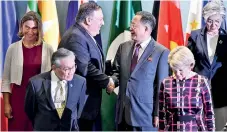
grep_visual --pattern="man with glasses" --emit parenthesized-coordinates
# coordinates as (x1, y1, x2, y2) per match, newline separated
(112, 11, 169, 131)
(24, 48, 87, 131)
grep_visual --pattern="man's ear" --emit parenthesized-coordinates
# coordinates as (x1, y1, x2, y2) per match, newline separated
(52, 65, 56, 70)
(85, 17, 92, 26)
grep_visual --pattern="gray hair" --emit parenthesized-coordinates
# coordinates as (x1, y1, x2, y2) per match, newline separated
(168, 46, 195, 70)
(51, 48, 75, 67)
(76, 1, 102, 23)
(136, 11, 156, 31)
(203, 0, 226, 21)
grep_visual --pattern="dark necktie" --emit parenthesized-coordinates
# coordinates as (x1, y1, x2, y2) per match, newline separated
(130, 44, 141, 73)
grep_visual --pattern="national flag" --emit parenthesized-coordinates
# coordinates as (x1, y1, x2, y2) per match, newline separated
(151, 1, 160, 40)
(65, 0, 88, 31)
(157, 0, 184, 50)
(27, 0, 38, 12)
(38, 0, 60, 51)
(102, 0, 142, 130)
(185, 0, 203, 44)
(0, 1, 20, 131)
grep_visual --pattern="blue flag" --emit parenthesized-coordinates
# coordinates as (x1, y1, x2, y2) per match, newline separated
(65, 1, 79, 31)
(0, 1, 20, 77)
(0, 1, 20, 131)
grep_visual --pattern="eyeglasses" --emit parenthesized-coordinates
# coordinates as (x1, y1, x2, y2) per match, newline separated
(59, 65, 77, 72)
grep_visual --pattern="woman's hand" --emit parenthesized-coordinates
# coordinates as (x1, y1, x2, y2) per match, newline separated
(4, 103, 13, 119)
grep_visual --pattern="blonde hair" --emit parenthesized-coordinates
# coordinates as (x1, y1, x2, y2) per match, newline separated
(168, 46, 195, 70)
(202, 0, 226, 22)
(18, 11, 43, 45)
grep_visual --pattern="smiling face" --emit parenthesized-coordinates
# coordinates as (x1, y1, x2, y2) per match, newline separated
(22, 20, 38, 42)
(130, 14, 151, 44)
(87, 9, 104, 36)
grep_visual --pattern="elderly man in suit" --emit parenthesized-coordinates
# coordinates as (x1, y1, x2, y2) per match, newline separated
(112, 11, 169, 131)
(58, 1, 118, 131)
(24, 48, 87, 131)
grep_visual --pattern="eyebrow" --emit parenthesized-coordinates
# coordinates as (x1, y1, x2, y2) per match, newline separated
(25, 25, 38, 29)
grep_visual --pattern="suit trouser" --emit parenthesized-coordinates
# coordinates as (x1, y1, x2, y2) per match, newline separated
(214, 106, 227, 131)
(78, 112, 102, 131)
(117, 109, 157, 131)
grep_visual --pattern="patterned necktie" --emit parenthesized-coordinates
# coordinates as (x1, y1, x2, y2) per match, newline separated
(130, 44, 141, 73)
(56, 81, 66, 118)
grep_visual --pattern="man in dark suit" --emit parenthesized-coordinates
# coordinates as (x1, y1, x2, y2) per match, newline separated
(58, 1, 118, 131)
(24, 48, 87, 131)
(112, 11, 169, 131)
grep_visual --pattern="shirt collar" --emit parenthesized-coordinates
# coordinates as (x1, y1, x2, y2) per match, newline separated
(51, 71, 67, 85)
(139, 36, 151, 50)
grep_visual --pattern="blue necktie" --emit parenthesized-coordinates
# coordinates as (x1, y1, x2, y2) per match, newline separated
(130, 44, 141, 73)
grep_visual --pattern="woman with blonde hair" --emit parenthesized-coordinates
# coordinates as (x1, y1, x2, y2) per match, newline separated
(1, 11, 53, 131)
(187, 0, 227, 130)
(159, 46, 215, 131)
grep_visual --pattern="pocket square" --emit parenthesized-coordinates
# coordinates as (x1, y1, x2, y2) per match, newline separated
(147, 57, 152, 61)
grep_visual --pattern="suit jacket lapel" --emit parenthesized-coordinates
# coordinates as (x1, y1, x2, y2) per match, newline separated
(131, 39, 155, 75)
(126, 42, 134, 77)
(212, 29, 227, 66)
(43, 72, 55, 110)
(75, 23, 104, 68)
(200, 27, 209, 63)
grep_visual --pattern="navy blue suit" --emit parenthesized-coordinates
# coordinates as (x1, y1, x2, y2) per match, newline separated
(58, 23, 118, 130)
(187, 27, 227, 108)
(24, 71, 87, 131)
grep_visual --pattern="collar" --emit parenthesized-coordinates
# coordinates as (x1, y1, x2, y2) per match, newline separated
(138, 36, 151, 50)
(51, 71, 67, 85)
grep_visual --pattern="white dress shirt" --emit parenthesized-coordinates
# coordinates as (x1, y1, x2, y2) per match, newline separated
(207, 34, 218, 64)
(133, 36, 151, 62)
(51, 71, 68, 106)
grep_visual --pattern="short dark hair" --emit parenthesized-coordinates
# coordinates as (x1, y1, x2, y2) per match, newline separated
(76, 1, 102, 23)
(136, 11, 156, 31)
(51, 48, 76, 67)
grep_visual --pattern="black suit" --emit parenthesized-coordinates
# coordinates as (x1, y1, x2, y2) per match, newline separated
(187, 27, 227, 108)
(58, 23, 118, 130)
(24, 71, 87, 131)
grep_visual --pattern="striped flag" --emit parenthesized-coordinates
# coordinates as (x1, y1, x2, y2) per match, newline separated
(38, 0, 60, 51)
(0, 1, 20, 131)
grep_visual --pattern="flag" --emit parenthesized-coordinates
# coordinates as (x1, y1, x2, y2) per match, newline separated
(27, 0, 38, 12)
(102, 0, 142, 130)
(185, 0, 203, 44)
(151, 1, 160, 40)
(38, 0, 60, 51)
(157, 0, 184, 50)
(0, 1, 20, 131)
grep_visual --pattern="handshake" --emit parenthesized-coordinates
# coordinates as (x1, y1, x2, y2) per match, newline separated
(106, 76, 119, 94)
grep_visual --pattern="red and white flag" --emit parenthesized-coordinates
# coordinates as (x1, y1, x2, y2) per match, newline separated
(185, 0, 203, 44)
